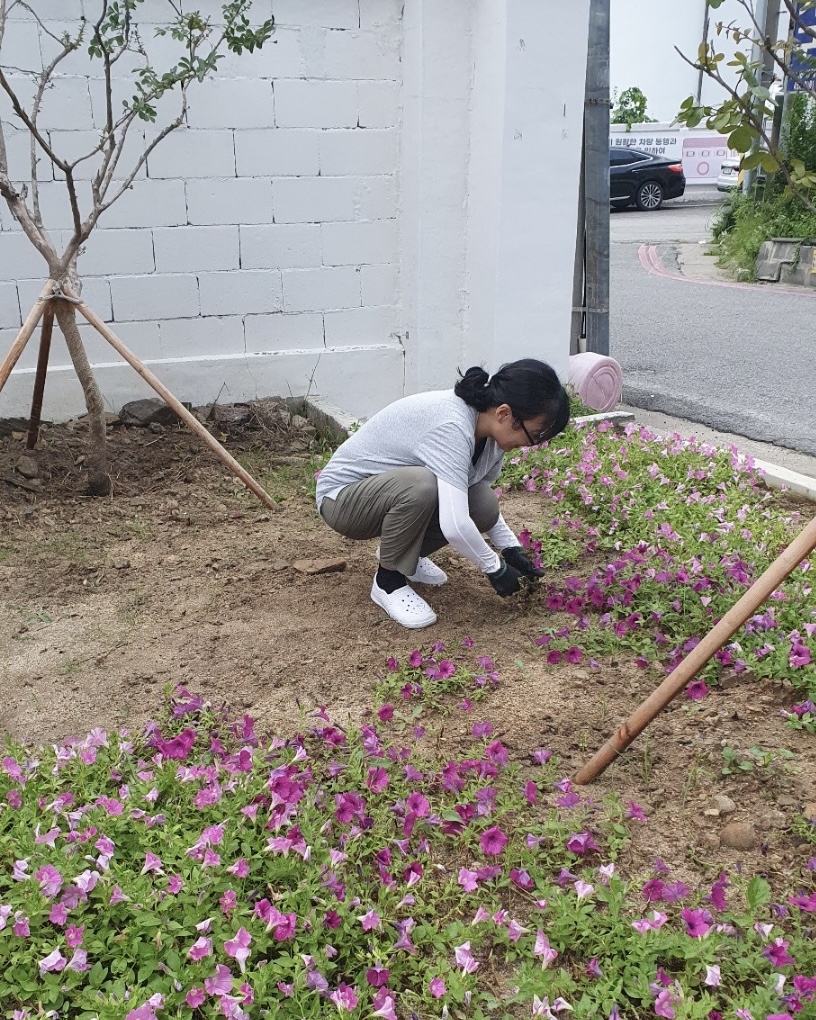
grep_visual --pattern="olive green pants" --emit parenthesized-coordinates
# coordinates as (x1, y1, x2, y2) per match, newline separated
(320, 467, 499, 577)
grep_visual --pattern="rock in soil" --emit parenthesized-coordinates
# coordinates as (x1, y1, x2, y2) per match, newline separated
(804, 802, 816, 823)
(119, 399, 180, 427)
(15, 455, 39, 479)
(719, 821, 757, 850)
(711, 794, 737, 815)
(293, 558, 347, 576)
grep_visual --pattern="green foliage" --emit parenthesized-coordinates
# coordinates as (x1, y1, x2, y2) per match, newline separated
(711, 190, 816, 278)
(0, 681, 814, 1020)
(499, 422, 816, 699)
(611, 86, 655, 128)
(82, 0, 275, 122)
(720, 745, 795, 777)
(675, 6, 816, 212)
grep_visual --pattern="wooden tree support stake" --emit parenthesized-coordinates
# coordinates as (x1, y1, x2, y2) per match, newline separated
(574, 514, 816, 785)
(64, 290, 279, 511)
(0, 280, 53, 394)
(26, 307, 55, 450)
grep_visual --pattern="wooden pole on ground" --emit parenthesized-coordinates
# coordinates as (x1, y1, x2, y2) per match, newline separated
(68, 292, 279, 511)
(0, 281, 53, 394)
(26, 307, 55, 449)
(574, 515, 816, 785)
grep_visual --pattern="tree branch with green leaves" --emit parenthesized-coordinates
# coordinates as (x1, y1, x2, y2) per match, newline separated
(675, 0, 816, 213)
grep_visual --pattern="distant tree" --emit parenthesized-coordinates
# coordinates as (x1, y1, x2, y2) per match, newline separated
(611, 86, 656, 129)
(675, 0, 816, 214)
(0, 0, 274, 494)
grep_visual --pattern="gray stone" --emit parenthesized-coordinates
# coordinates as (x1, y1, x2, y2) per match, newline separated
(755, 238, 802, 282)
(719, 821, 757, 850)
(119, 398, 180, 427)
(15, 455, 39, 479)
(712, 794, 737, 815)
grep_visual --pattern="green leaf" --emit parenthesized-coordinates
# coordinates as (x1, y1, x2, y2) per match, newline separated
(747, 876, 771, 910)
(728, 126, 754, 153)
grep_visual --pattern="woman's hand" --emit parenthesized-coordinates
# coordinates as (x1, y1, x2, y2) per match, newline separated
(502, 545, 545, 579)
(486, 560, 524, 597)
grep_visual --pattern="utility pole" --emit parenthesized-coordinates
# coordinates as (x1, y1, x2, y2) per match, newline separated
(743, 0, 781, 194)
(697, 0, 711, 104)
(584, 0, 610, 356)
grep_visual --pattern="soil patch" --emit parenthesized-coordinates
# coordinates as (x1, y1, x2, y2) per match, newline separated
(1, 417, 814, 893)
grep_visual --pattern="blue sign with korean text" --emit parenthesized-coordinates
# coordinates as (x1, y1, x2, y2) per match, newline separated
(787, 3, 816, 92)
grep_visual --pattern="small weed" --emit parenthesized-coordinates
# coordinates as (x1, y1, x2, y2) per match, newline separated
(125, 517, 154, 541)
(721, 744, 796, 777)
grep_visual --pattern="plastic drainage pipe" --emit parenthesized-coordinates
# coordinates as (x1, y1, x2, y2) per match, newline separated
(574, 514, 816, 785)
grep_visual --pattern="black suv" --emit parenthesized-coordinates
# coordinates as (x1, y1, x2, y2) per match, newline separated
(609, 147, 686, 211)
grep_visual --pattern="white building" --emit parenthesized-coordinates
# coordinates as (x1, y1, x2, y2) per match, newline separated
(0, 0, 590, 421)
(612, 0, 788, 125)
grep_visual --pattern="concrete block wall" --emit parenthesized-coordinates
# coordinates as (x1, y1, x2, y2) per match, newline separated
(0, 0, 405, 419)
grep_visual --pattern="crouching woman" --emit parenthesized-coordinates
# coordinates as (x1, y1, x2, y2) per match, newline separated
(315, 358, 570, 628)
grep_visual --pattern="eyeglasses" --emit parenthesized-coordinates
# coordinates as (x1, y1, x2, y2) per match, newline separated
(514, 418, 547, 446)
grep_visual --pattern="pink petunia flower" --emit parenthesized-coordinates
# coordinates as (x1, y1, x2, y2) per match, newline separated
(429, 977, 446, 998)
(358, 909, 381, 932)
(186, 988, 206, 1008)
(533, 930, 558, 968)
(454, 941, 479, 974)
(204, 964, 233, 997)
(479, 826, 508, 856)
(329, 983, 359, 1011)
(224, 927, 252, 973)
(39, 948, 67, 976)
(188, 936, 213, 961)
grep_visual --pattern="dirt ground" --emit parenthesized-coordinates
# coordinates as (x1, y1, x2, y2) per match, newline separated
(1, 414, 815, 892)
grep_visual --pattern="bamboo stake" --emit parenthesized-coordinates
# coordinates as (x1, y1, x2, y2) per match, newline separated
(69, 293, 279, 512)
(26, 307, 55, 449)
(0, 280, 53, 394)
(574, 514, 816, 785)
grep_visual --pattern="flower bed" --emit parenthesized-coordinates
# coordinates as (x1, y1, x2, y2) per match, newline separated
(0, 671, 814, 1020)
(500, 422, 815, 708)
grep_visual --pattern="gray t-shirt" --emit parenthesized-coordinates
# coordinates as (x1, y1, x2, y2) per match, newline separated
(315, 390, 505, 509)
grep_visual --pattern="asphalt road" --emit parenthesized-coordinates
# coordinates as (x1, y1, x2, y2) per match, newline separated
(610, 189, 816, 457)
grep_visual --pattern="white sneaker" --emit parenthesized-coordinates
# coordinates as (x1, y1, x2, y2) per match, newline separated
(370, 579, 438, 629)
(375, 548, 448, 586)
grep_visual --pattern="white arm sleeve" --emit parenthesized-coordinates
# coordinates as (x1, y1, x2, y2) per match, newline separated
(486, 514, 520, 551)
(437, 477, 502, 574)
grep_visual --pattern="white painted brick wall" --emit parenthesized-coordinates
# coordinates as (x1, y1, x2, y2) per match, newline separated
(274, 80, 358, 128)
(274, 0, 360, 30)
(153, 227, 240, 274)
(240, 224, 321, 270)
(234, 129, 320, 178)
(186, 79, 275, 130)
(110, 274, 199, 322)
(324, 305, 397, 346)
(198, 270, 283, 316)
(361, 263, 398, 305)
(1, 0, 406, 418)
(71, 228, 157, 277)
(321, 219, 397, 266)
(303, 30, 400, 81)
(282, 266, 360, 312)
(160, 315, 245, 359)
(358, 82, 400, 128)
(147, 130, 236, 179)
(273, 177, 357, 223)
(186, 179, 274, 226)
(101, 180, 188, 229)
(0, 282, 21, 330)
(245, 312, 325, 352)
(0, 232, 55, 281)
(319, 129, 398, 176)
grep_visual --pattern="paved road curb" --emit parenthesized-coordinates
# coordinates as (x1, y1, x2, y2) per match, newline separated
(306, 400, 816, 505)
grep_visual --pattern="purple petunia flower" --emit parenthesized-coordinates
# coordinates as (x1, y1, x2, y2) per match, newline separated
(479, 826, 508, 856)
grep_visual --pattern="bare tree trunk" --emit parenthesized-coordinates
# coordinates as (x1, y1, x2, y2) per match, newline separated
(52, 272, 110, 495)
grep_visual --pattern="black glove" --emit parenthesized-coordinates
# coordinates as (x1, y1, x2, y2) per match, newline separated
(486, 559, 524, 597)
(502, 545, 545, 579)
